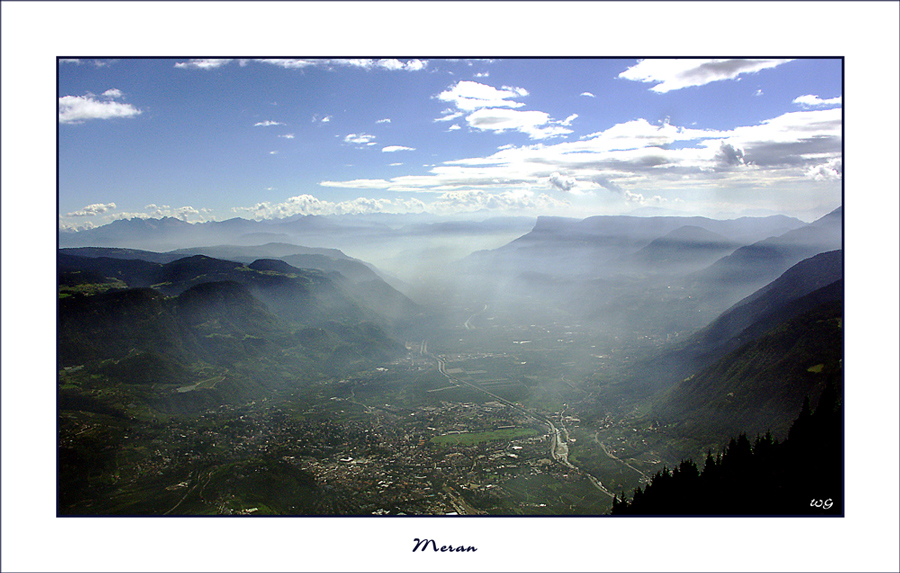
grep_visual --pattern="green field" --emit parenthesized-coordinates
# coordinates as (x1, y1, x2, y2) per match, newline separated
(430, 427, 540, 446)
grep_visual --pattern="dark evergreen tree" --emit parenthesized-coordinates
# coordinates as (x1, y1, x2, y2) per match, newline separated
(612, 382, 842, 516)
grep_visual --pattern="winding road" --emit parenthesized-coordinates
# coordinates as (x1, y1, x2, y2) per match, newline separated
(463, 304, 488, 330)
(420, 340, 613, 499)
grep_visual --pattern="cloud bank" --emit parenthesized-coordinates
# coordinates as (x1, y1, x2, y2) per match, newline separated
(619, 59, 794, 93)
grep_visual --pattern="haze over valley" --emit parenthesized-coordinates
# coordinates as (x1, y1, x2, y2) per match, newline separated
(57, 58, 843, 516)
(58, 207, 843, 515)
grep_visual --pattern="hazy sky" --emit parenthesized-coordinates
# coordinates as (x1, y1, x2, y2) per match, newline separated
(58, 58, 842, 230)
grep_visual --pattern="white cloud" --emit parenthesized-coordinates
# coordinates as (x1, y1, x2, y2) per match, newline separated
(58, 93, 142, 124)
(140, 204, 207, 221)
(254, 120, 285, 127)
(59, 219, 97, 232)
(434, 111, 464, 123)
(382, 146, 415, 152)
(320, 178, 392, 190)
(61, 204, 216, 227)
(448, 125, 461, 131)
(375, 58, 427, 71)
(805, 157, 842, 181)
(101, 88, 123, 99)
(401, 59, 427, 71)
(716, 107, 842, 169)
(256, 59, 317, 69)
(438, 80, 576, 139)
(430, 189, 568, 214)
(344, 133, 377, 146)
(321, 106, 841, 210)
(793, 94, 843, 107)
(256, 58, 426, 72)
(312, 114, 332, 123)
(233, 194, 428, 219)
(375, 59, 405, 71)
(593, 176, 647, 204)
(174, 59, 233, 70)
(715, 142, 747, 168)
(580, 92, 595, 98)
(465, 108, 573, 140)
(279, 134, 295, 139)
(619, 59, 794, 93)
(66, 202, 117, 217)
(376, 118, 391, 124)
(549, 172, 577, 192)
(437, 80, 527, 111)
(754, 89, 764, 97)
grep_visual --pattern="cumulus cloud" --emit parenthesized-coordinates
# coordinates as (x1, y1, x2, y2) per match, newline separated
(436, 80, 577, 139)
(66, 202, 117, 217)
(376, 118, 391, 124)
(793, 94, 843, 107)
(58, 93, 142, 124)
(382, 145, 415, 152)
(59, 219, 98, 232)
(430, 189, 568, 214)
(715, 142, 747, 168)
(466, 108, 574, 140)
(279, 133, 295, 139)
(312, 114, 332, 123)
(375, 58, 427, 71)
(101, 88, 123, 99)
(254, 120, 285, 127)
(233, 194, 428, 219)
(61, 203, 217, 229)
(142, 204, 205, 221)
(344, 133, 377, 146)
(437, 81, 528, 111)
(549, 172, 576, 192)
(619, 59, 794, 93)
(174, 59, 233, 70)
(805, 157, 842, 181)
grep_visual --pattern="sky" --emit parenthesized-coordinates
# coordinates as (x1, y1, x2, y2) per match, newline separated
(58, 58, 842, 231)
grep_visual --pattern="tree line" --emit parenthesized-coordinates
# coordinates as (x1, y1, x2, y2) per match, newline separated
(612, 379, 842, 515)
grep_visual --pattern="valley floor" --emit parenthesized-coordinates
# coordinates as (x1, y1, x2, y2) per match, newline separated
(59, 315, 703, 516)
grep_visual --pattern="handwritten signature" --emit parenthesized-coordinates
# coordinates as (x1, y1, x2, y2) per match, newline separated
(810, 498, 834, 509)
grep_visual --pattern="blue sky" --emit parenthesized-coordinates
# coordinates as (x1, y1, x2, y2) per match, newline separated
(58, 58, 842, 230)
